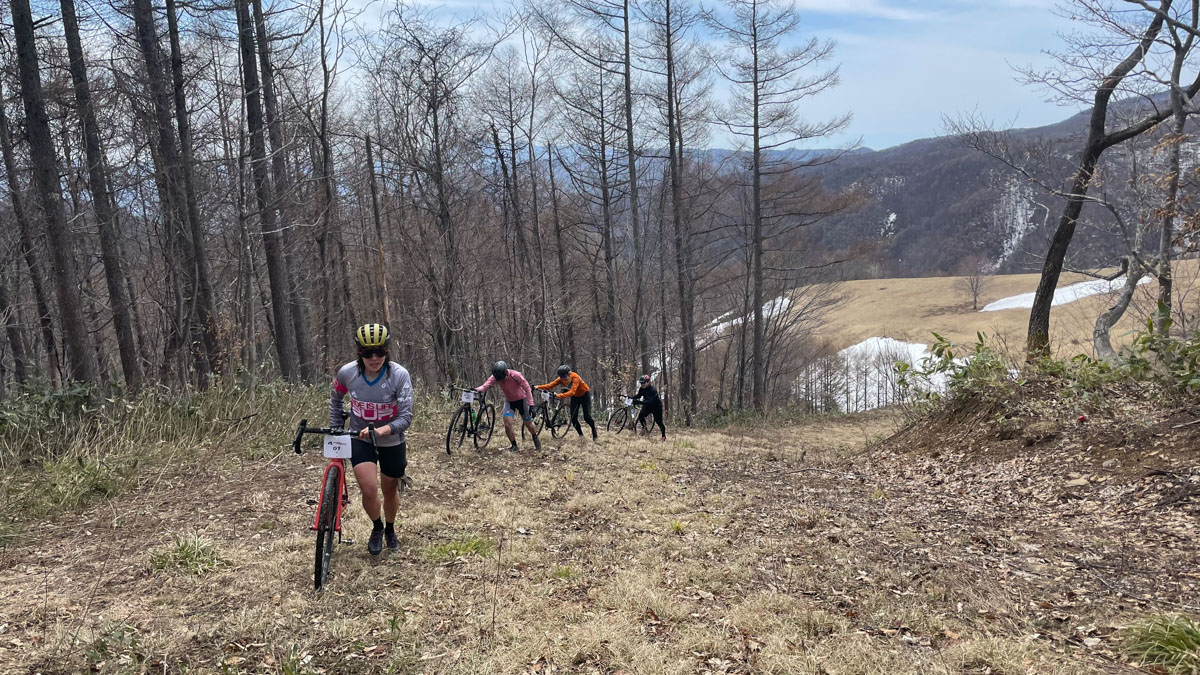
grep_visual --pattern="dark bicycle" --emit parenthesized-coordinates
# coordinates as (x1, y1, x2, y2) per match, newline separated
(606, 393, 650, 435)
(293, 420, 376, 590)
(524, 390, 570, 440)
(445, 386, 495, 454)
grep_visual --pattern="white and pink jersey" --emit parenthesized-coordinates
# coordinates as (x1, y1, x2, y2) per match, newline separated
(329, 361, 413, 446)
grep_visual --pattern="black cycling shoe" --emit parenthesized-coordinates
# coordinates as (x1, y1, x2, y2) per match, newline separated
(533, 435, 542, 452)
(508, 442, 518, 452)
(385, 529, 399, 552)
(368, 527, 383, 555)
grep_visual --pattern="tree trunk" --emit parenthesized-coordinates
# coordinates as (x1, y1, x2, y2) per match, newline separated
(623, 0, 648, 376)
(751, 38, 765, 410)
(1027, 1, 1173, 357)
(1093, 259, 1144, 360)
(1027, 151, 1099, 357)
(0, 264, 29, 385)
(316, 0, 355, 339)
(550, 148, 578, 364)
(252, 0, 313, 380)
(1156, 4, 1195, 333)
(0, 85, 60, 388)
(236, 0, 299, 380)
(132, 0, 201, 384)
(61, 0, 143, 392)
(665, 0, 694, 423)
(365, 135, 392, 326)
(599, 123, 619, 388)
(165, 0, 222, 377)
(10, 0, 100, 387)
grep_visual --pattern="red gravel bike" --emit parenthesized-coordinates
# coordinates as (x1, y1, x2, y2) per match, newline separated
(292, 419, 376, 590)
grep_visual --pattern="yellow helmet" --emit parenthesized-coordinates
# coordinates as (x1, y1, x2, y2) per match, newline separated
(355, 323, 389, 348)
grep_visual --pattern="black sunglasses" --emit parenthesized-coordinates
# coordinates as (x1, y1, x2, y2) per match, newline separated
(359, 348, 388, 359)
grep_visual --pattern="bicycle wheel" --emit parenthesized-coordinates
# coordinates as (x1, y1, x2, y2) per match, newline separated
(606, 408, 623, 432)
(549, 404, 569, 438)
(615, 408, 631, 435)
(314, 465, 340, 590)
(533, 405, 546, 436)
(446, 406, 469, 455)
(474, 404, 495, 449)
(522, 405, 543, 439)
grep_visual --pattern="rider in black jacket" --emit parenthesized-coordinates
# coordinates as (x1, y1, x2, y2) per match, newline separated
(631, 374, 666, 440)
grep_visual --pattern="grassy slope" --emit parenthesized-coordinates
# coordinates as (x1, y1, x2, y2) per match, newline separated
(4, 401, 1193, 674)
(821, 258, 1200, 356)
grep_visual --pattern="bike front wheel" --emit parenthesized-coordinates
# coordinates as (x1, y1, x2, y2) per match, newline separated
(314, 465, 340, 590)
(474, 404, 495, 449)
(615, 408, 632, 434)
(606, 408, 623, 433)
(549, 404, 569, 438)
(446, 406, 469, 455)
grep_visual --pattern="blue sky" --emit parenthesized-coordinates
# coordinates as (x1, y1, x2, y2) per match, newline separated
(788, 0, 1081, 149)
(373, 0, 1083, 151)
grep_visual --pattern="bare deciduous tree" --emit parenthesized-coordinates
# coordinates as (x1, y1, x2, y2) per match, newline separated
(705, 0, 850, 410)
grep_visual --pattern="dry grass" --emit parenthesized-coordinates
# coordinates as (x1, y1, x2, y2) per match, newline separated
(821, 257, 1200, 357)
(1, 406, 1180, 673)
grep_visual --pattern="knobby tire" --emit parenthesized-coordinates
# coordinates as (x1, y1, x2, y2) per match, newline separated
(606, 409, 622, 433)
(314, 465, 340, 590)
(615, 408, 631, 434)
(549, 404, 569, 438)
(446, 406, 468, 455)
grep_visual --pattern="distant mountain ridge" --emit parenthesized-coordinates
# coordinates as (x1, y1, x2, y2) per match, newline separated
(703, 93, 1183, 279)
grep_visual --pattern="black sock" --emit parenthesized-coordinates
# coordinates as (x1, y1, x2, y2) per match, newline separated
(384, 521, 395, 533)
(372, 517, 384, 531)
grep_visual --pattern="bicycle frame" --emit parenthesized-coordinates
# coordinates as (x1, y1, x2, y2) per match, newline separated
(607, 394, 649, 434)
(294, 421, 374, 536)
(528, 390, 566, 436)
(311, 458, 349, 534)
(453, 387, 487, 433)
(447, 386, 495, 453)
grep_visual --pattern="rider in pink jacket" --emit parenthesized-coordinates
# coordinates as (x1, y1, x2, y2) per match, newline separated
(476, 360, 541, 452)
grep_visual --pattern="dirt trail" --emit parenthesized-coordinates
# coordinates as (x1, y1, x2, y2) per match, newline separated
(0, 410, 1194, 674)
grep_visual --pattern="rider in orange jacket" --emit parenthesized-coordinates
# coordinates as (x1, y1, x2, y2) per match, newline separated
(536, 365, 597, 440)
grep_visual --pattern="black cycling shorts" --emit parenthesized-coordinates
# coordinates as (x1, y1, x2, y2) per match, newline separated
(350, 438, 407, 478)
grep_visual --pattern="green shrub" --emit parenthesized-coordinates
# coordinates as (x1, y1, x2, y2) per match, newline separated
(84, 622, 144, 672)
(149, 534, 228, 576)
(425, 534, 495, 561)
(1123, 311, 1200, 397)
(895, 332, 1017, 410)
(1122, 614, 1200, 673)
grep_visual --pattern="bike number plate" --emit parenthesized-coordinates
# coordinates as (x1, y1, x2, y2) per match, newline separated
(460, 391, 476, 403)
(323, 434, 353, 459)
(541, 391, 551, 402)
(623, 397, 633, 407)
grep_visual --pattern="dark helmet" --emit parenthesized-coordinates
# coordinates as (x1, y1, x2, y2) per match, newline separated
(492, 360, 509, 380)
(557, 364, 571, 379)
(639, 374, 651, 386)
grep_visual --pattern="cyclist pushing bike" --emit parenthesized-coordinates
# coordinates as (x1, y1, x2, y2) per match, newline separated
(330, 323, 414, 556)
(474, 360, 541, 453)
(632, 374, 666, 441)
(536, 364, 597, 440)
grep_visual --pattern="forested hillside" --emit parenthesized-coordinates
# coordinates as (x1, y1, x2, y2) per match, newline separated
(1, 0, 1199, 418)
